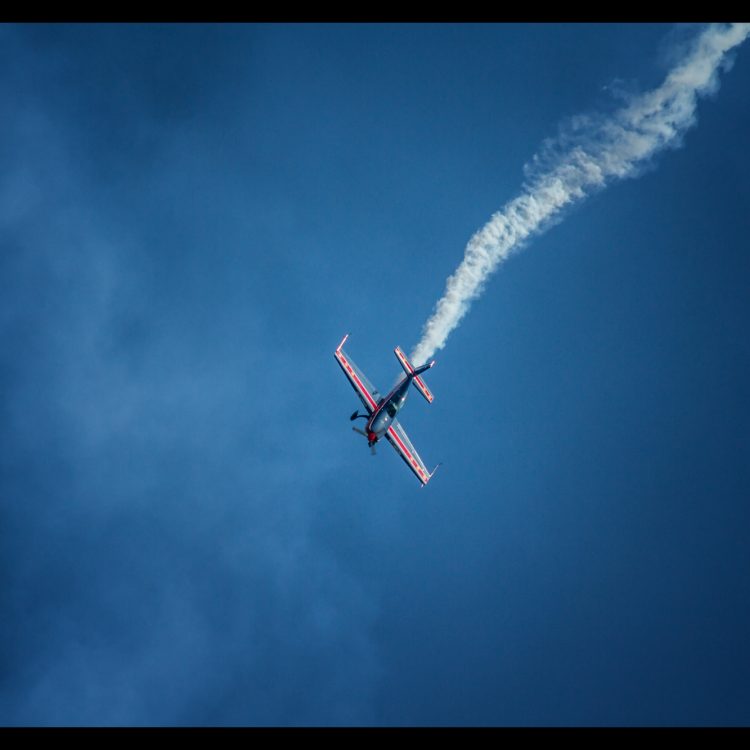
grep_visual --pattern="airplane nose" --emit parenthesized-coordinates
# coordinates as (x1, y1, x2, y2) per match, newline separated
(367, 431, 377, 443)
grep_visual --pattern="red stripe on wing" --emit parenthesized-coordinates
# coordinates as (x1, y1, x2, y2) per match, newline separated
(387, 425, 428, 483)
(335, 351, 377, 411)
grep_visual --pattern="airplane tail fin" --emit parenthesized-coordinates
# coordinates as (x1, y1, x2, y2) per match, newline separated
(394, 346, 435, 404)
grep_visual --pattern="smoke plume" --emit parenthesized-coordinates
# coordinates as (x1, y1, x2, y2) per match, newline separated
(410, 23, 749, 366)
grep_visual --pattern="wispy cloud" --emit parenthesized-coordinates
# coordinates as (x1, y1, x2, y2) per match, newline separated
(0, 28, 379, 725)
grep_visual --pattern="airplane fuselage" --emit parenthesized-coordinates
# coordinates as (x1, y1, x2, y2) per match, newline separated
(365, 376, 411, 443)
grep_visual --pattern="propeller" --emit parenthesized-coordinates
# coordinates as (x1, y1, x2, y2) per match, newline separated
(352, 426, 377, 456)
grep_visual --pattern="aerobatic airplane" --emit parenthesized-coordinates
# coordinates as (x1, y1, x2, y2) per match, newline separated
(334, 334, 440, 486)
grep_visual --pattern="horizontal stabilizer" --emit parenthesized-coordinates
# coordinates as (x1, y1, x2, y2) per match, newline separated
(394, 346, 435, 404)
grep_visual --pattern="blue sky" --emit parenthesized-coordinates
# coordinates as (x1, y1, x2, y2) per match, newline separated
(1, 24, 749, 726)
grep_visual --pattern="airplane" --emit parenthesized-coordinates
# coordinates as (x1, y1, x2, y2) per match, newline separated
(334, 334, 440, 486)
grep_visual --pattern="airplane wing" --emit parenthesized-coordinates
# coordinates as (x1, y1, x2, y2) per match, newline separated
(386, 420, 435, 486)
(334, 334, 382, 415)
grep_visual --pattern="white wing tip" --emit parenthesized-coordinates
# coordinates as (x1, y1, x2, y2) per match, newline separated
(336, 333, 350, 352)
(419, 463, 442, 488)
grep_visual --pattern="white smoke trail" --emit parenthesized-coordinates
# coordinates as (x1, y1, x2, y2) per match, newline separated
(410, 23, 749, 366)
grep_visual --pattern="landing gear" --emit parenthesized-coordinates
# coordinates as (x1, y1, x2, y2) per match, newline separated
(350, 411, 368, 421)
